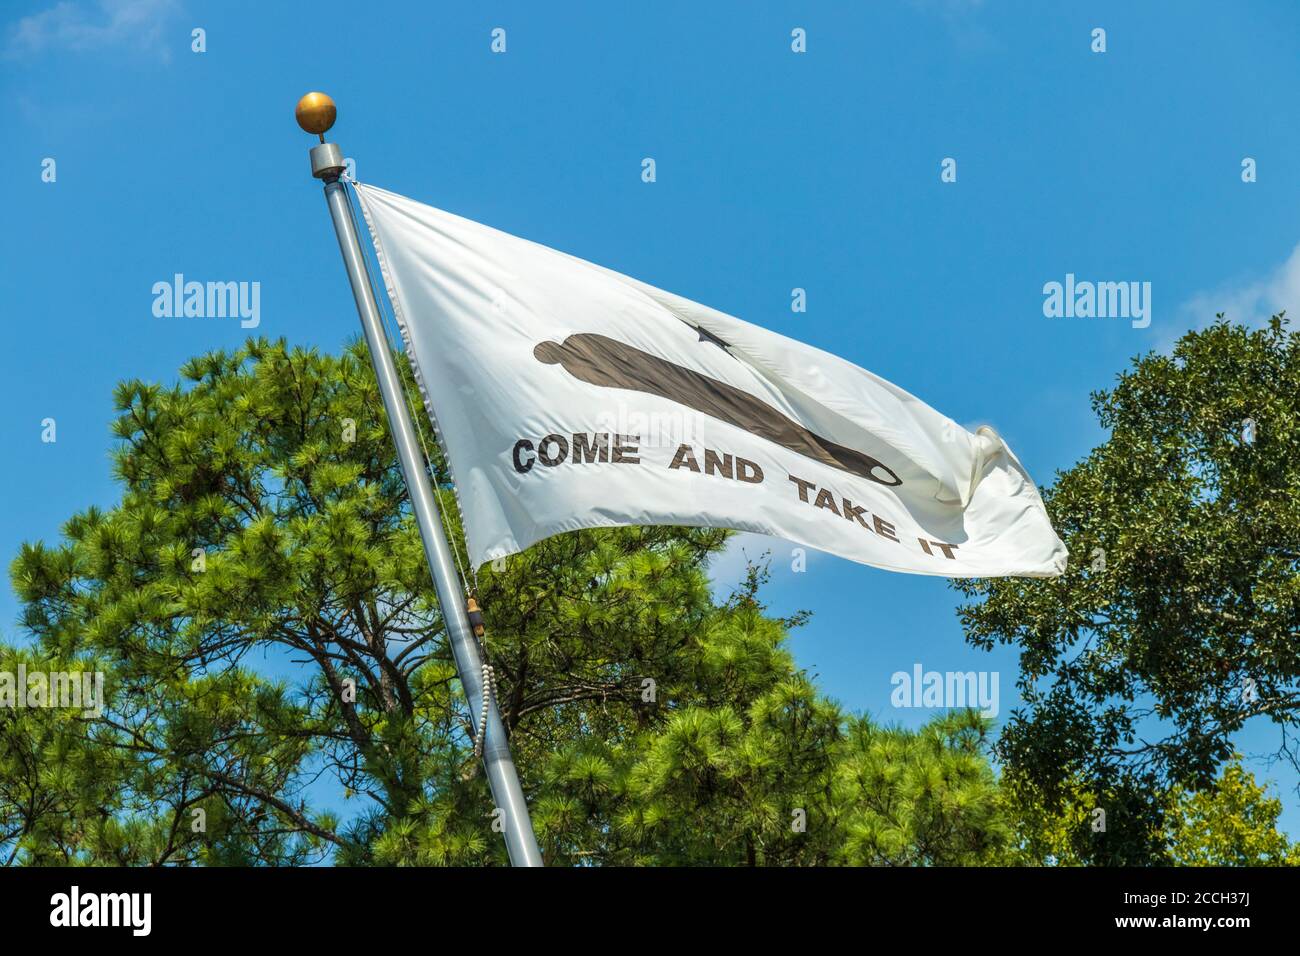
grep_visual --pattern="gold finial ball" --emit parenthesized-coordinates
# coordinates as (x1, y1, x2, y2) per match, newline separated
(295, 92, 336, 135)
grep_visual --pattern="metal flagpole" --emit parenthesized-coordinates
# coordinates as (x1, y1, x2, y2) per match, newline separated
(296, 92, 544, 867)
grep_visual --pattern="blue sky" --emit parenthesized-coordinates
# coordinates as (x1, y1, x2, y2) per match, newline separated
(4, 0, 1300, 840)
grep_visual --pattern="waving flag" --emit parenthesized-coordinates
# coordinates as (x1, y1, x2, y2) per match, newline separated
(353, 182, 1067, 578)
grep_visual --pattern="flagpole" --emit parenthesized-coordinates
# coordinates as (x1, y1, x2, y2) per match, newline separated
(296, 92, 544, 867)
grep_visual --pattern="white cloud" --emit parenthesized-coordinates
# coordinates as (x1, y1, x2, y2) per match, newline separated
(6, 0, 178, 59)
(1180, 242, 1300, 332)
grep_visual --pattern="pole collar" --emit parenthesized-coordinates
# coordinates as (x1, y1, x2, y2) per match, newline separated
(311, 142, 345, 181)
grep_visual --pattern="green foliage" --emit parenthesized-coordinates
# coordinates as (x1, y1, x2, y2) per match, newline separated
(5, 338, 1007, 866)
(1164, 759, 1300, 866)
(955, 315, 1300, 864)
(1007, 758, 1299, 866)
(833, 710, 1009, 865)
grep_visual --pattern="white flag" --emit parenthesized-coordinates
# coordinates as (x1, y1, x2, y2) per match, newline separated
(353, 182, 1067, 578)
